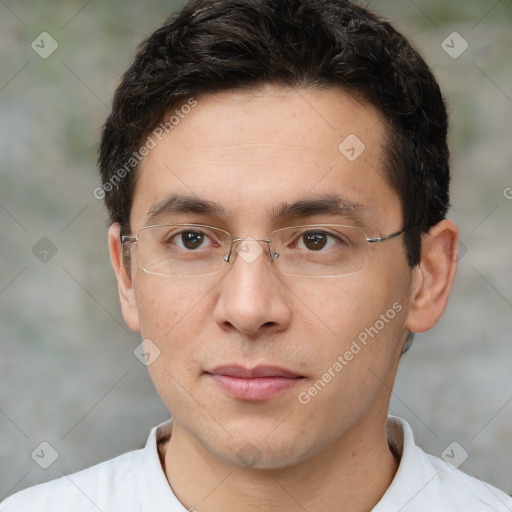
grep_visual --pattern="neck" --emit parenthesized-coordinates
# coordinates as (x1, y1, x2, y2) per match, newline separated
(162, 414, 399, 512)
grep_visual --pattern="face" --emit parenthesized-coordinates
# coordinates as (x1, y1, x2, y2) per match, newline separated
(116, 86, 415, 469)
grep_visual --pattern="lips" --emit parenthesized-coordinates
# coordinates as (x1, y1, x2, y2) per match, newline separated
(206, 365, 304, 401)
(209, 365, 301, 379)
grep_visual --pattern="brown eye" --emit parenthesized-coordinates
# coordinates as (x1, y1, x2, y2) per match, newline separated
(302, 231, 328, 250)
(179, 230, 205, 250)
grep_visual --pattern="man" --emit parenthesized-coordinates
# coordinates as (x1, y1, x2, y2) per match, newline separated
(2, 0, 511, 510)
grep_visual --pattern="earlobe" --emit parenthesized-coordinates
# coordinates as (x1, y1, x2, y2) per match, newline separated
(405, 219, 459, 334)
(108, 223, 141, 333)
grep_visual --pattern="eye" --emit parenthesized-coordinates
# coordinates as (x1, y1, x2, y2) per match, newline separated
(296, 230, 347, 251)
(171, 230, 211, 250)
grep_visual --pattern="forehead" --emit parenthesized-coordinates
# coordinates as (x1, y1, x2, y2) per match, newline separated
(130, 85, 401, 232)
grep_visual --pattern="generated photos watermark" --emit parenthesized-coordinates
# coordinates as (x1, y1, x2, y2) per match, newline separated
(298, 301, 403, 405)
(93, 98, 198, 200)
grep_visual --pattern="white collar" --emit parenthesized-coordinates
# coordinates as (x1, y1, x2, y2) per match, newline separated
(136, 419, 186, 511)
(134, 416, 509, 511)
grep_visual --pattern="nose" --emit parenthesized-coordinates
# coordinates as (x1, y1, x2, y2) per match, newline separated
(213, 239, 292, 336)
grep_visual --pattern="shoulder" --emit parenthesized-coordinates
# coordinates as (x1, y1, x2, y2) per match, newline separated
(0, 449, 142, 512)
(424, 451, 512, 510)
(380, 417, 512, 511)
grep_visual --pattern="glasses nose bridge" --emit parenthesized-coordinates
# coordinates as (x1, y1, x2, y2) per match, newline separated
(225, 236, 277, 265)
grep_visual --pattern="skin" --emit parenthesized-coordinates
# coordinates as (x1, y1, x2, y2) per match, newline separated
(109, 85, 459, 512)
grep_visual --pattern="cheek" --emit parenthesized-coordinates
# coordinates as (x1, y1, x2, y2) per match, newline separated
(302, 268, 409, 366)
(133, 276, 216, 413)
(296, 293, 407, 422)
(301, 276, 391, 333)
(132, 273, 217, 368)
(134, 273, 204, 333)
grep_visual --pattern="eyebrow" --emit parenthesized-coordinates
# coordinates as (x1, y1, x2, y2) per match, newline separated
(145, 194, 224, 223)
(144, 193, 368, 226)
(269, 195, 367, 225)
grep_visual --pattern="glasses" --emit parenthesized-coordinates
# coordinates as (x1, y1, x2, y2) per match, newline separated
(121, 224, 405, 278)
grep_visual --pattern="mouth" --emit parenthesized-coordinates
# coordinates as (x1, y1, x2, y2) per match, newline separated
(205, 365, 305, 401)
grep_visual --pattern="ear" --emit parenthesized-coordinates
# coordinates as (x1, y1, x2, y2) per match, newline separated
(108, 223, 141, 333)
(405, 219, 459, 334)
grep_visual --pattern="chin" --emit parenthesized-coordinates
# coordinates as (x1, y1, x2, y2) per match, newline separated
(201, 426, 318, 471)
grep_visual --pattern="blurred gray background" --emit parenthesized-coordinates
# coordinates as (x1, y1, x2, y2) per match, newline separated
(1, 0, 511, 499)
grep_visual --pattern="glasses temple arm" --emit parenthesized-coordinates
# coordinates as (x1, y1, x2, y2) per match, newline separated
(121, 235, 138, 245)
(366, 228, 406, 244)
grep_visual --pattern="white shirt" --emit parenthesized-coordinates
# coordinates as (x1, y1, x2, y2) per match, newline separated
(2, 416, 511, 511)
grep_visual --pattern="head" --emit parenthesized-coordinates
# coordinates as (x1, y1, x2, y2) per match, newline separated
(100, 0, 458, 470)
